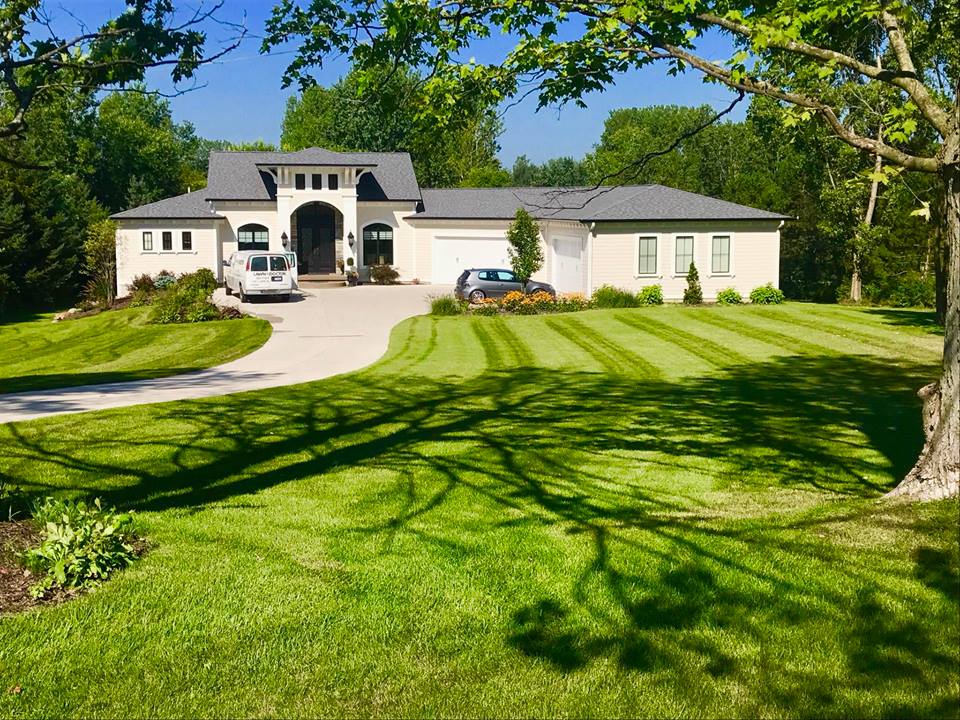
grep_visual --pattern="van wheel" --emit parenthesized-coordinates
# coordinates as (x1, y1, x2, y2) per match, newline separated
(225, 284, 233, 296)
(280, 294, 291, 303)
(239, 285, 247, 303)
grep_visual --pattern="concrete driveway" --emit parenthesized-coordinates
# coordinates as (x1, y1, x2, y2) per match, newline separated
(0, 283, 440, 424)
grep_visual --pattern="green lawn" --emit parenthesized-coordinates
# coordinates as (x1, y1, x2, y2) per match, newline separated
(0, 304, 957, 718)
(0, 307, 271, 393)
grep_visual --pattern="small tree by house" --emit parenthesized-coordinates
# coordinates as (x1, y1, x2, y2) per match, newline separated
(83, 219, 117, 306)
(683, 262, 703, 305)
(507, 208, 543, 290)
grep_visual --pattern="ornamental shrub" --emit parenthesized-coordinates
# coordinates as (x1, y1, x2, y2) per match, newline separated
(129, 273, 155, 294)
(556, 293, 589, 312)
(430, 295, 465, 316)
(716, 287, 743, 305)
(591, 285, 639, 308)
(637, 284, 663, 305)
(154, 271, 176, 290)
(472, 300, 500, 316)
(749, 283, 786, 304)
(24, 497, 137, 598)
(683, 262, 703, 305)
(178, 268, 217, 295)
(370, 264, 400, 284)
(527, 290, 557, 313)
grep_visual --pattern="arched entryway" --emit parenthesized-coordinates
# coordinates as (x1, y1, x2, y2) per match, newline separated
(291, 202, 343, 275)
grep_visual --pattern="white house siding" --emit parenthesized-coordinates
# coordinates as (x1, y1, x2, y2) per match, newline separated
(357, 202, 419, 280)
(406, 219, 552, 285)
(589, 220, 782, 300)
(115, 220, 221, 293)
(214, 202, 283, 254)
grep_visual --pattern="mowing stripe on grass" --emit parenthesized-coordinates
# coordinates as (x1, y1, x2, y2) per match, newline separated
(491, 318, 537, 367)
(543, 317, 663, 378)
(692, 310, 840, 357)
(764, 307, 908, 354)
(471, 318, 536, 369)
(471, 319, 506, 369)
(615, 312, 751, 367)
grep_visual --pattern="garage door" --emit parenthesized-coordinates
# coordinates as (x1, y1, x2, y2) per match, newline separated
(433, 236, 511, 284)
(553, 236, 584, 293)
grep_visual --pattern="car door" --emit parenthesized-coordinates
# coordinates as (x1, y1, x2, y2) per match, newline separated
(497, 270, 523, 295)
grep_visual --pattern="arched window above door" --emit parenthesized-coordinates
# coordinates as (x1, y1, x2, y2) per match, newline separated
(238, 224, 269, 251)
(362, 223, 394, 266)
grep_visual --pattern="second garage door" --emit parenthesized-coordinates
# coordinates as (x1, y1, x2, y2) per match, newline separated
(433, 236, 511, 284)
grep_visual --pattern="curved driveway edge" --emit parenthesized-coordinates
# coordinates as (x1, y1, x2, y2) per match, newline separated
(0, 284, 440, 424)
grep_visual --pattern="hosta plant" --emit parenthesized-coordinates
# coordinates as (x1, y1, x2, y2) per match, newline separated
(24, 497, 138, 598)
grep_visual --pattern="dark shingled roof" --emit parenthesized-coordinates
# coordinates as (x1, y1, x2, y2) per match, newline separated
(110, 189, 223, 220)
(204, 149, 421, 202)
(410, 185, 791, 222)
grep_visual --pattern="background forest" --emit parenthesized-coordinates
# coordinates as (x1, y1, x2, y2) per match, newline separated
(0, 68, 938, 314)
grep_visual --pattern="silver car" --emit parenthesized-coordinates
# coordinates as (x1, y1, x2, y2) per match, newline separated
(455, 268, 556, 302)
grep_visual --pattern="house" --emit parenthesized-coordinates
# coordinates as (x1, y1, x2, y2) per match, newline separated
(111, 147, 789, 300)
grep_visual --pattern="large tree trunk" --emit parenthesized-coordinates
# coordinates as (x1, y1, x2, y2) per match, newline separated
(886, 162, 960, 501)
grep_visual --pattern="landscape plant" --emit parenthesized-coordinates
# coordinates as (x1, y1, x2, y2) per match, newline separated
(429, 295, 466, 316)
(370, 264, 400, 285)
(683, 263, 703, 305)
(750, 284, 786, 305)
(591, 285, 639, 309)
(81, 219, 117, 307)
(23, 497, 137, 598)
(506, 209, 544, 289)
(716, 288, 743, 305)
(637, 285, 664, 305)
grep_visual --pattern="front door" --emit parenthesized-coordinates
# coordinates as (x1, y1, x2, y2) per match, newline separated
(295, 204, 337, 274)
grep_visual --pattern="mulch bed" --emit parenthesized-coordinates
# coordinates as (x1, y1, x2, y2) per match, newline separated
(1, 520, 149, 615)
(0, 520, 46, 614)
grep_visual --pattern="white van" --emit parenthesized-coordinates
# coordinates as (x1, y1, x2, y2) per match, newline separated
(224, 251, 294, 302)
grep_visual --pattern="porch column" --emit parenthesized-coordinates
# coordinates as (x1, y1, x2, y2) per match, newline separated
(341, 188, 358, 268)
(276, 194, 293, 253)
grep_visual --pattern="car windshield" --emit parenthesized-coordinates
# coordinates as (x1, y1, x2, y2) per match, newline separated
(250, 256, 268, 271)
(270, 256, 288, 271)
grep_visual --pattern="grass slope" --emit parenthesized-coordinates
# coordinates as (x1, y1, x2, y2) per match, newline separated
(0, 305, 957, 719)
(0, 307, 271, 393)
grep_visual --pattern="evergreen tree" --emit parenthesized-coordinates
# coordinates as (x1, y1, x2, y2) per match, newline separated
(683, 262, 703, 305)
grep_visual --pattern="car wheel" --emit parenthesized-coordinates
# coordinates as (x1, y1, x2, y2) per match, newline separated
(239, 285, 247, 303)
(469, 289, 486, 303)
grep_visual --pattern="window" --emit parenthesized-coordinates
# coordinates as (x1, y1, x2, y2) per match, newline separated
(675, 236, 694, 274)
(637, 236, 657, 275)
(712, 235, 731, 274)
(327, 173, 338, 190)
(295, 173, 306, 190)
(362, 223, 394, 265)
(142, 231, 153, 251)
(238, 223, 269, 251)
(250, 256, 268, 271)
(162, 231, 173, 251)
(181, 231, 192, 251)
(311, 174, 322, 190)
(495, 270, 518, 282)
(269, 256, 288, 271)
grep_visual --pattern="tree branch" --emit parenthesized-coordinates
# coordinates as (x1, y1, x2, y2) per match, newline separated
(697, 9, 952, 138)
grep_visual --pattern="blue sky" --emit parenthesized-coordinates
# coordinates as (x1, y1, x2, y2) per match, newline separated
(55, 1, 742, 165)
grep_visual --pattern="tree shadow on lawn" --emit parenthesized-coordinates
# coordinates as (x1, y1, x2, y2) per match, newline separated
(0, 368, 218, 395)
(863, 308, 944, 335)
(1, 352, 955, 715)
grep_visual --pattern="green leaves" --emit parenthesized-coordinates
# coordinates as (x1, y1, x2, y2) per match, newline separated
(23, 497, 138, 598)
(506, 208, 544, 285)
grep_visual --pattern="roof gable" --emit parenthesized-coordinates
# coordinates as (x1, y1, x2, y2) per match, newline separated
(110, 189, 222, 220)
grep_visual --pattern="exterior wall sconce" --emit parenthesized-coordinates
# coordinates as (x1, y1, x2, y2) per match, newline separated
(281, 231, 289, 247)
(347, 231, 355, 248)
